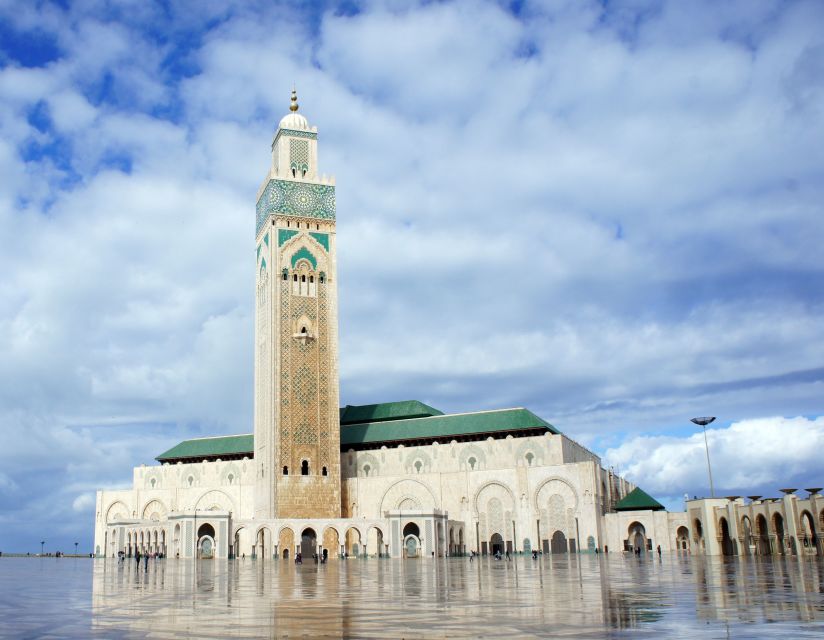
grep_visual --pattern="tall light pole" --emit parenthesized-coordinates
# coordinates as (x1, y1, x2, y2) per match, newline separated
(691, 417, 716, 498)
(40, 541, 45, 556)
(74, 542, 79, 556)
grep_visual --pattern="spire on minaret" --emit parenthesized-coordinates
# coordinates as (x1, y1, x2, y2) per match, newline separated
(290, 88, 299, 112)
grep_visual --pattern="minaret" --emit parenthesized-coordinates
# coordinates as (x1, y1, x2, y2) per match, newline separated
(253, 90, 340, 519)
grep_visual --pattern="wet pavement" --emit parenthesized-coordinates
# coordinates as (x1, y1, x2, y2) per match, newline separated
(1, 554, 823, 638)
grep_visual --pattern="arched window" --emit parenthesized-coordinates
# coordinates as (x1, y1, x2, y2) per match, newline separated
(283, 466, 288, 476)
(525, 452, 534, 466)
(363, 464, 370, 477)
(150, 478, 156, 488)
(293, 274, 298, 282)
(322, 466, 327, 476)
(301, 326, 307, 334)
(227, 473, 234, 485)
(301, 460, 309, 476)
(187, 476, 194, 487)
(309, 275, 314, 283)
(414, 460, 422, 474)
(468, 457, 476, 471)
(301, 274, 306, 282)
(282, 269, 288, 281)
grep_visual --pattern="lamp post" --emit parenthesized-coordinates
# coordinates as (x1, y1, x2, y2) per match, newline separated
(40, 541, 45, 556)
(74, 542, 79, 556)
(691, 417, 716, 498)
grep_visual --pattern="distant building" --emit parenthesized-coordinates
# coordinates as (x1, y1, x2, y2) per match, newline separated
(94, 92, 688, 560)
(686, 491, 823, 556)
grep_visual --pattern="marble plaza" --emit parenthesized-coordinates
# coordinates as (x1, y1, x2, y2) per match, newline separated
(1, 555, 824, 638)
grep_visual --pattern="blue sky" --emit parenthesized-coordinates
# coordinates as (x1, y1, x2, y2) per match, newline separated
(0, 0, 823, 553)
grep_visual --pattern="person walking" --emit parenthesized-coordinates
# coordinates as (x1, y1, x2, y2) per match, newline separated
(135, 550, 141, 567)
(657, 545, 662, 559)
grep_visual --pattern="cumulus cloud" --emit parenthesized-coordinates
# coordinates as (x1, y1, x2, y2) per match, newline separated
(604, 416, 824, 496)
(0, 0, 822, 551)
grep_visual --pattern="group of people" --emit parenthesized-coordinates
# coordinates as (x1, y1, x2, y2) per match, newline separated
(119, 549, 164, 571)
(294, 549, 329, 565)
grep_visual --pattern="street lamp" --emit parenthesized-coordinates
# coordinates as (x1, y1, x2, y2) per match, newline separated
(74, 542, 79, 556)
(691, 417, 716, 498)
(40, 541, 45, 556)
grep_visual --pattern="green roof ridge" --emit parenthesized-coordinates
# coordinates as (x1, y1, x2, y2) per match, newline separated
(340, 407, 558, 446)
(339, 400, 443, 425)
(156, 405, 560, 461)
(614, 487, 665, 511)
(156, 433, 253, 462)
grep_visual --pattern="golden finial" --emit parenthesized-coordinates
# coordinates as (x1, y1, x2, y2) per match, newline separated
(290, 87, 299, 112)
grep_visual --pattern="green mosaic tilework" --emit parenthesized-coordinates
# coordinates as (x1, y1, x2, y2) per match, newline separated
(256, 244, 261, 261)
(274, 128, 317, 145)
(291, 246, 317, 269)
(263, 232, 269, 247)
(278, 229, 299, 246)
(309, 232, 329, 251)
(256, 179, 336, 234)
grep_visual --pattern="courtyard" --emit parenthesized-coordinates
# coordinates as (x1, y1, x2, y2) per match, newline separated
(1, 554, 823, 638)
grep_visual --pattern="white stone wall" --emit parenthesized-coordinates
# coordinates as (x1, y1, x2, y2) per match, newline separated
(94, 458, 256, 557)
(340, 432, 627, 554)
(601, 510, 689, 553)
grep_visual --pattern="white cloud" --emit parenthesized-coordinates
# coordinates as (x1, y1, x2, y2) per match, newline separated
(72, 493, 95, 513)
(604, 416, 824, 496)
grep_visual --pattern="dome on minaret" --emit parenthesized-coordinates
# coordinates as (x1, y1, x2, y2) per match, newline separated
(278, 88, 310, 130)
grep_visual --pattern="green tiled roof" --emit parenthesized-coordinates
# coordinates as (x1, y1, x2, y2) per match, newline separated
(156, 404, 558, 462)
(156, 434, 253, 462)
(340, 407, 558, 447)
(339, 400, 443, 425)
(614, 487, 665, 511)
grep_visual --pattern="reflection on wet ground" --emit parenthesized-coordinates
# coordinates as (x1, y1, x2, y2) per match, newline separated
(1, 554, 823, 638)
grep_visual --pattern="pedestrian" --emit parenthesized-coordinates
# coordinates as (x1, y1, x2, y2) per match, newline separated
(144, 553, 149, 571)
(657, 545, 662, 559)
(135, 550, 141, 566)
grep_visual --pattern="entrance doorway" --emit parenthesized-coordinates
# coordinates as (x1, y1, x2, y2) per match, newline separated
(490, 533, 504, 556)
(550, 530, 568, 554)
(719, 517, 735, 556)
(403, 522, 420, 558)
(628, 521, 647, 553)
(301, 528, 317, 559)
(198, 523, 216, 559)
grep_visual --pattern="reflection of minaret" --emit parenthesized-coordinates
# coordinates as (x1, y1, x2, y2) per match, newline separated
(253, 90, 340, 519)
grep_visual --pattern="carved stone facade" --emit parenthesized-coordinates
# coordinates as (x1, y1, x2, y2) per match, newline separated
(254, 93, 341, 520)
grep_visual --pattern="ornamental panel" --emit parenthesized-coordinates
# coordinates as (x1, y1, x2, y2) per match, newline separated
(256, 179, 336, 234)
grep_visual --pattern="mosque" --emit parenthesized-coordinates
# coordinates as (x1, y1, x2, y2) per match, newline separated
(95, 92, 705, 561)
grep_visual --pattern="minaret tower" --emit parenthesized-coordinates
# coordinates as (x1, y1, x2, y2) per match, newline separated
(253, 90, 340, 519)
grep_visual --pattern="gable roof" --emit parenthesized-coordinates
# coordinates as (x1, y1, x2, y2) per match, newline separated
(614, 487, 665, 511)
(340, 407, 558, 448)
(339, 400, 443, 425)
